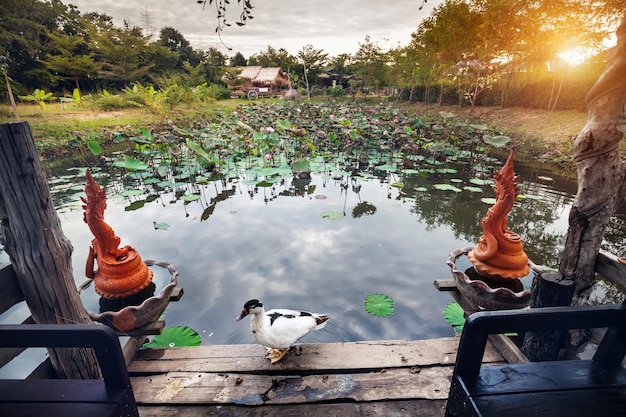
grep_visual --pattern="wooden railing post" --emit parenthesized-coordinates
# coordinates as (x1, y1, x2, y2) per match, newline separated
(0, 121, 100, 379)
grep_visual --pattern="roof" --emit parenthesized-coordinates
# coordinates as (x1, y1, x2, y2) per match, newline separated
(235, 66, 291, 86)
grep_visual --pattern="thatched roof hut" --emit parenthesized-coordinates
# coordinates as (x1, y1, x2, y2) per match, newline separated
(226, 66, 292, 98)
(237, 66, 291, 88)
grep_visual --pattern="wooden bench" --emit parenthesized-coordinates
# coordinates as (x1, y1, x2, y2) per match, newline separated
(445, 303, 626, 417)
(0, 324, 139, 417)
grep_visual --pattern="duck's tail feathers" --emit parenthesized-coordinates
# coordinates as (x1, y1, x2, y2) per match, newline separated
(314, 314, 329, 329)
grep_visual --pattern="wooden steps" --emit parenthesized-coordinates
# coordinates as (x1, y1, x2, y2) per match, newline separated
(129, 337, 505, 416)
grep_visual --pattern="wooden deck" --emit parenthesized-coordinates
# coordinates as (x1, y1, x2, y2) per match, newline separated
(128, 337, 505, 416)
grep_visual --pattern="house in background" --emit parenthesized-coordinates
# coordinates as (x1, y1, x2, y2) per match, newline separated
(225, 66, 293, 99)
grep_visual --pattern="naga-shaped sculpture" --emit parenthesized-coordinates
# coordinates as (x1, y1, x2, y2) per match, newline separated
(468, 150, 530, 280)
(82, 169, 153, 299)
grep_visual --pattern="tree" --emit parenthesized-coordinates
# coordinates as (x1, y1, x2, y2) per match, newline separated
(96, 22, 153, 88)
(158, 27, 203, 69)
(297, 45, 328, 100)
(351, 35, 388, 95)
(230, 51, 247, 66)
(41, 32, 100, 96)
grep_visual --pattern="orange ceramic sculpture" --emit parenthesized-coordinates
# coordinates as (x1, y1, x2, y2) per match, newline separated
(82, 169, 153, 299)
(468, 151, 530, 280)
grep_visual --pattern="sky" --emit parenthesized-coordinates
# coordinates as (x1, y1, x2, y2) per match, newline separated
(63, 0, 444, 58)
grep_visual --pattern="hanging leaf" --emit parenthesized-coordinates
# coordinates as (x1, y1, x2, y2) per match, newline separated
(112, 156, 149, 171)
(364, 293, 394, 317)
(483, 135, 511, 148)
(141, 326, 202, 349)
(87, 140, 102, 156)
(320, 210, 344, 220)
(443, 302, 466, 333)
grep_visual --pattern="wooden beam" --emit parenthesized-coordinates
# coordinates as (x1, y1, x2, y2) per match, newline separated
(0, 121, 100, 379)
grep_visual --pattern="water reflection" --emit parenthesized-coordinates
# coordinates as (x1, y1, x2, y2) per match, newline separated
(35, 157, 626, 345)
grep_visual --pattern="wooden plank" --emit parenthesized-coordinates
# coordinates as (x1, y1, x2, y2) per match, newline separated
(129, 338, 504, 374)
(473, 388, 626, 417)
(137, 400, 447, 417)
(597, 250, 626, 292)
(131, 367, 453, 405)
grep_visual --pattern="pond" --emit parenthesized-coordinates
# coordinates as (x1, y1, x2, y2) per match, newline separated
(2, 101, 625, 350)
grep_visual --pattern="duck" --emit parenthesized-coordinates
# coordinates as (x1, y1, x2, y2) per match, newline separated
(235, 299, 329, 363)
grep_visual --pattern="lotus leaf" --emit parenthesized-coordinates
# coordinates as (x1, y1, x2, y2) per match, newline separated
(364, 293, 394, 317)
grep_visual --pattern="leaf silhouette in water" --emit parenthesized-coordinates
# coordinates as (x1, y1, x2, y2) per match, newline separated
(125, 200, 146, 211)
(364, 293, 394, 317)
(141, 326, 202, 349)
(352, 202, 377, 218)
(320, 210, 343, 220)
(201, 203, 216, 221)
(443, 302, 465, 333)
(153, 221, 170, 230)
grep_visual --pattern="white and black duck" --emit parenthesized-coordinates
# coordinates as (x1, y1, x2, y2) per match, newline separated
(235, 299, 329, 362)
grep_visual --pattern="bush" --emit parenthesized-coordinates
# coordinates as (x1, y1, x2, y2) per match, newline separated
(327, 86, 345, 98)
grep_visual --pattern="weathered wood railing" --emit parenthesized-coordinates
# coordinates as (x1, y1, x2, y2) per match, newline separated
(0, 262, 181, 377)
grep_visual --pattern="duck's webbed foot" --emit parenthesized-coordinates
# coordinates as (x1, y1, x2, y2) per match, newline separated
(265, 347, 289, 363)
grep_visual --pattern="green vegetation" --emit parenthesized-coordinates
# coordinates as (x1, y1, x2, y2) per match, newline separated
(1, 0, 622, 114)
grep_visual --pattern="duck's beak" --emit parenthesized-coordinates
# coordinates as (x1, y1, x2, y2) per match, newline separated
(236, 309, 248, 321)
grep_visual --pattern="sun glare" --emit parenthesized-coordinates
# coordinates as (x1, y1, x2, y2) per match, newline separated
(558, 47, 591, 66)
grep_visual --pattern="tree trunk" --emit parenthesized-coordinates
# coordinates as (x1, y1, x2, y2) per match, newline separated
(0, 121, 100, 379)
(559, 15, 626, 306)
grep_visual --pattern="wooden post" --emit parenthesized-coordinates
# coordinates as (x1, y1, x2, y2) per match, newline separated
(559, 14, 626, 306)
(521, 271, 575, 361)
(0, 121, 100, 379)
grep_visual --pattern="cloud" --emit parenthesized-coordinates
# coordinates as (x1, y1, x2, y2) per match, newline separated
(63, 0, 441, 57)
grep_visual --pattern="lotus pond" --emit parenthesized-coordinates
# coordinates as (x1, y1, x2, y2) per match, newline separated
(4, 100, 626, 348)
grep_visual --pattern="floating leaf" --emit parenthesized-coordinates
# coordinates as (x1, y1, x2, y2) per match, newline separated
(320, 210, 343, 220)
(469, 178, 492, 186)
(315, 194, 327, 200)
(120, 189, 144, 197)
(463, 186, 483, 193)
(443, 302, 465, 332)
(141, 326, 202, 349)
(414, 187, 428, 192)
(433, 183, 462, 192)
(537, 176, 553, 182)
(481, 197, 497, 205)
(153, 221, 170, 230)
(401, 169, 420, 174)
(391, 182, 404, 189)
(364, 293, 394, 317)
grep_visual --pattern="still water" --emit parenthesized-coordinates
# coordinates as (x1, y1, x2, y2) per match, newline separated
(1, 154, 624, 352)
(40, 154, 623, 347)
